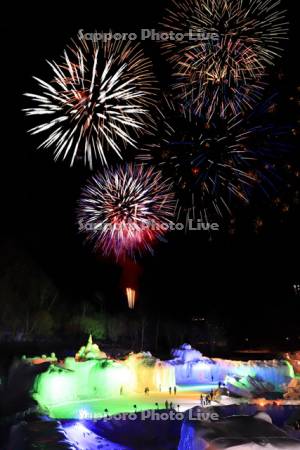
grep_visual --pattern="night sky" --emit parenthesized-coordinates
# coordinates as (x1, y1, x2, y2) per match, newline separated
(1, 1, 300, 344)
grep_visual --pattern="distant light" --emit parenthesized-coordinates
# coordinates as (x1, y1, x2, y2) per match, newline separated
(293, 283, 300, 296)
(258, 400, 266, 408)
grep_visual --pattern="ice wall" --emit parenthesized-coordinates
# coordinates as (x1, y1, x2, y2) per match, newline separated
(172, 343, 204, 363)
(169, 344, 218, 385)
(124, 352, 176, 393)
(216, 358, 293, 387)
(284, 378, 300, 400)
(283, 352, 300, 375)
(169, 344, 293, 387)
(33, 351, 176, 408)
(33, 358, 134, 406)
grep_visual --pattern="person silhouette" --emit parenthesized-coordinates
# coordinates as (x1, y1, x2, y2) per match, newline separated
(200, 394, 203, 407)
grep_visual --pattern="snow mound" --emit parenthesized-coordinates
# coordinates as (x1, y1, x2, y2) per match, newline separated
(178, 407, 300, 450)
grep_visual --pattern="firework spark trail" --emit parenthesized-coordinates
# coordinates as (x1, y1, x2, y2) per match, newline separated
(126, 287, 136, 309)
(161, 0, 288, 119)
(24, 38, 157, 168)
(78, 164, 175, 260)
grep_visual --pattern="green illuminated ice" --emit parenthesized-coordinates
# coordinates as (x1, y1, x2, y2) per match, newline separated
(32, 336, 175, 416)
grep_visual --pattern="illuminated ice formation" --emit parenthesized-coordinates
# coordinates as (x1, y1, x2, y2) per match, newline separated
(169, 344, 293, 388)
(33, 336, 132, 406)
(124, 352, 176, 393)
(23, 353, 57, 365)
(284, 352, 300, 375)
(32, 339, 175, 408)
(33, 358, 134, 406)
(31, 340, 295, 414)
(172, 344, 204, 363)
(284, 378, 300, 400)
(169, 344, 218, 384)
(225, 375, 276, 398)
(75, 335, 107, 360)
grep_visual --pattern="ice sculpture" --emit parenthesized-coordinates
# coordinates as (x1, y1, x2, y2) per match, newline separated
(75, 335, 107, 360)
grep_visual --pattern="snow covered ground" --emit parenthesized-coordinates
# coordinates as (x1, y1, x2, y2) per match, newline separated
(48, 384, 220, 419)
(62, 422, 131, 450)
(23, 398, 300, 450)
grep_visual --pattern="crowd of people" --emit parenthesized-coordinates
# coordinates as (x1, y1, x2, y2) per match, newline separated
(143, 385, 219, 410)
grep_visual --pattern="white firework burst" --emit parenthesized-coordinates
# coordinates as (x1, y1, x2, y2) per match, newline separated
(24, 37, 157, 168)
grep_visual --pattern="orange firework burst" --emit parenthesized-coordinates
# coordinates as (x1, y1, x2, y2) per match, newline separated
(161, 0, 288, 120)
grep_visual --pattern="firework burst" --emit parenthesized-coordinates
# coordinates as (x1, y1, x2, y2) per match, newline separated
(24, 37, 157, 168)
(161, 0, 288, 119)
(78, 165, 175, 259)
(139, 94, 291, 223)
